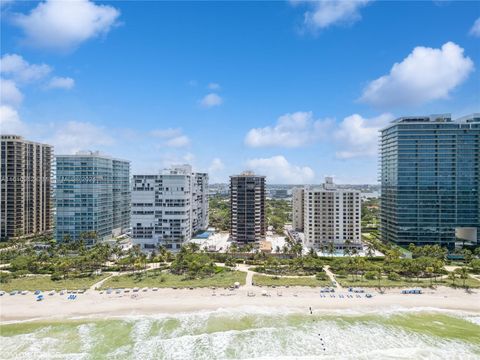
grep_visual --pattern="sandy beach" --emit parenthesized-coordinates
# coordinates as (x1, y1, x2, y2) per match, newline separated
(1, 286, 479, 323)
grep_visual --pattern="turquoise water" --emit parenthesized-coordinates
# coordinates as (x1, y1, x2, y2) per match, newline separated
(1, 308, 479, 359)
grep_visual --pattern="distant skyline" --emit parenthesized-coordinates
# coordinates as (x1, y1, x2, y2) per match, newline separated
(1, 0, 479, 184)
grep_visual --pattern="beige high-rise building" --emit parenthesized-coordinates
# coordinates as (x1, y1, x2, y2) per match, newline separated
(1, 135, 53, 240)
(230, 171, 266, 243)
(292, 177, 361, 250)
(292, 187, 304, 231)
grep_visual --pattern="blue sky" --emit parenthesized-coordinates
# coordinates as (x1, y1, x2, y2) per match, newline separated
(1, 0, 479, 184)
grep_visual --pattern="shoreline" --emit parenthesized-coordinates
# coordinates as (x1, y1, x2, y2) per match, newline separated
(1, 286, 479, 324)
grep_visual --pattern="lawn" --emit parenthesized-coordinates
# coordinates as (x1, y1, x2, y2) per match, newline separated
(0, 273, 110, 292)
(337, 276, 480, 288)
(100, 270, 246, 289)
(252, 274, 330, 287)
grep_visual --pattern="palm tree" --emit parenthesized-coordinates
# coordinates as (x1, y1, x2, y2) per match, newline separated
(282, 244, 290, 256)
(343, 239, 352, 257)
(425, 266, 434, 286)
(448, 272, 456, 287)
(63, 234, 72, 245)
(157, 245, 168, 263)
(376, 267, 383, 289)
(365, 242, 375, 258)
(327, 242, 335, 257)
(455, 267, 469, 289)
(186, 242, 200, 253)
(351, 247, 359, 258)
(229, 242, 238, 254)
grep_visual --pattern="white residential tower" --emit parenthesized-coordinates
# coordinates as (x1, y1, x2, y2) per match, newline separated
(131, 165, 208, 250)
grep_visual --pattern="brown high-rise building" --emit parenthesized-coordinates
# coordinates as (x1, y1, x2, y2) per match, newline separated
(230, 171, 266, 243)
(0, 135, 53, 240)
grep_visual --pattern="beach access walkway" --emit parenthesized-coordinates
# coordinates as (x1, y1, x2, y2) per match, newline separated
(89, 262, 166, 291)
(324, 266, 343, 290)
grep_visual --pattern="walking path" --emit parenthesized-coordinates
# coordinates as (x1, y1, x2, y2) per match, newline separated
(89, 264, 165, 291)
(324, 265, 342, 289)
(89, 273, 118, 291)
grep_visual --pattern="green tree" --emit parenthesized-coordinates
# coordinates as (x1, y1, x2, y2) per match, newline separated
(455, 267, 469, 289)
(327, 242, 335, 257)
(448, 272, 456, 287)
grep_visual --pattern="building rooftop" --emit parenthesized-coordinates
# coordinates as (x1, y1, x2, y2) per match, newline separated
(56, 150, 129, 163)
(304, 177, 360, 193)
(1, 135, 53, 147)
(231, 171, 266, 178)
(382, 113, 479, 131)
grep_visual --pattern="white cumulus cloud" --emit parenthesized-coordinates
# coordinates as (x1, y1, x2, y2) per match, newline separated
(200, 93, 223, 108)
(46, 76, 75, 90)
(0, 54, 52, 83)
(246, 155, 314, 184)
(165, 135, 190, 148)
(299, 0, 371, 30)
(360, 42, 474, 107)
(334, 113, 394, 159)
(13, 0, 120, 51)
(208, 158, 224, 173)
(470, 17, 480, 37)
(245, 111, 332, 148)
(208, 158, 225, 183)
(0, 105, 27, 135)
(207, 82, 221, 90)
(47, 121, 114, 154)
(150, 128, 182, 138)
(150, 128, 190, 148)
(0, 78, 23, 107)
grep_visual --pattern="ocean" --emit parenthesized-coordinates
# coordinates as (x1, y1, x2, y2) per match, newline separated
(1, 307, 479, 359)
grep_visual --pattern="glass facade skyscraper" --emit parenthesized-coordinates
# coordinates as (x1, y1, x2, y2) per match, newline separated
(55, 151, 130, 243)
(380, 114, 479, 249)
